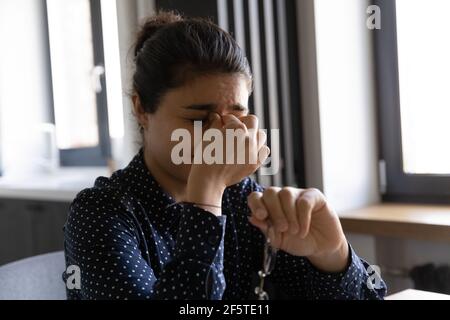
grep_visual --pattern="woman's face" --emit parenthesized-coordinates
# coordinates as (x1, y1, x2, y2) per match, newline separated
(136, 73, 251, 184)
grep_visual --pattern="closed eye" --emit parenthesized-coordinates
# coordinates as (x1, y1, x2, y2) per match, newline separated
(233, 105, 247, 112)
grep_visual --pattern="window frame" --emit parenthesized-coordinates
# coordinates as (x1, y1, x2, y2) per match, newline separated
(44, 0, 111, 167)
(373, 0, 450, 203)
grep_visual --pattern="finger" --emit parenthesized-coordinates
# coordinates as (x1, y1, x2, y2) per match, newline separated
(222, 114, 248, 132)
(208, 112, 223, 130)
(267, 223, 277, 247)
(248, 217, 282, 250)
(267, 223, 284, 250)
(240, 114, 258, 131)
(296, 189, 329, 255)
(262, 187, 288, 233)
(241, 115, 258, 155)
(257, 129, 267, 150)
(278, 188, 299, 235)
(306, 188, 327, 211)
(296, 190, 317, 239)
(248, 215, 268, 234)
(240, 116, 259, 165)
(258, 145, 270, 166)
(247, 192, 268, 220)
(221, 116, 248, 164)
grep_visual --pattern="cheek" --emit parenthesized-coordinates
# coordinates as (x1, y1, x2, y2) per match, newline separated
(147, 118, 194, 157)
(148, 124, 193, 179)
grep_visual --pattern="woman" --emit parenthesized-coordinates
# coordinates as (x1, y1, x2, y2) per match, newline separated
(63, 11, 386, 300)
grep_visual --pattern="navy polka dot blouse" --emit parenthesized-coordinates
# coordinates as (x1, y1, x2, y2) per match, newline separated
(63, 148, 387, 300)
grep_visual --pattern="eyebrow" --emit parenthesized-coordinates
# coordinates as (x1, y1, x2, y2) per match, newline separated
(184, 104, 248, 112)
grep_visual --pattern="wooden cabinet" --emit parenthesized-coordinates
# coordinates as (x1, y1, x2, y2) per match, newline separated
(0, 198, 70, 265)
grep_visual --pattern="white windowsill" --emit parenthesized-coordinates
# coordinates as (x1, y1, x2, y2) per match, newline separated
(0, 167, 111, 202)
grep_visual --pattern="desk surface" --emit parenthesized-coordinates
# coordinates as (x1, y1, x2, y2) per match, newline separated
(386, 289, 450, 300)
(339, 204, 450, 242)
(339, 204, 450, 225)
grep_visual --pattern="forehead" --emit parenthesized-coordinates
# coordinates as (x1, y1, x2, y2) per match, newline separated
(160, 73, 250, 108)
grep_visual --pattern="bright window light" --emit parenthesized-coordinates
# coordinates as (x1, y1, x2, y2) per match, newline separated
(101, 0, 124, 140)
(396, 0, 450, 175)
(46, 0, 99, 150)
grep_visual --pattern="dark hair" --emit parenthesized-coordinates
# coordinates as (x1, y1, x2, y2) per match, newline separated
(131, 11, 253, 114)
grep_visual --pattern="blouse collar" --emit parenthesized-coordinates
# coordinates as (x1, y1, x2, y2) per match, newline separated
(120, 147, 178, 209)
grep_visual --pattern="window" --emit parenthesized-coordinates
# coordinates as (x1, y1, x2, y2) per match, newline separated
(374, 0, 450, 203)
(396, 0, 450, 175)
(45, 0, 111, 166)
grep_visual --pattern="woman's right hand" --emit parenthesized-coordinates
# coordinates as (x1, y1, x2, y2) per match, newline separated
(184, 112, 270, 214)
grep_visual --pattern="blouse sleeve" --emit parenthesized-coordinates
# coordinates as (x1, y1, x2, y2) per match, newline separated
(63, 189, 227, 300)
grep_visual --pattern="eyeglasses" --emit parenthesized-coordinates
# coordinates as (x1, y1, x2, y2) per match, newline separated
(254, 222, 278, 300)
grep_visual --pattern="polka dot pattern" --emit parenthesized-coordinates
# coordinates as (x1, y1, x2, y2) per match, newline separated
(62, 148, 386, 300)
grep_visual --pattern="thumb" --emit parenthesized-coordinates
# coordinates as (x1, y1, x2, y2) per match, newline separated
(247, 191, 268, 220)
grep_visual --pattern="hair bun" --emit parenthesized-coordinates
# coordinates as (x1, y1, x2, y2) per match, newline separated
(134, 11, 183, 58)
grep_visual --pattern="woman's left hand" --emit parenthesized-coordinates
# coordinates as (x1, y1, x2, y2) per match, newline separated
(248, 187, 350, 273)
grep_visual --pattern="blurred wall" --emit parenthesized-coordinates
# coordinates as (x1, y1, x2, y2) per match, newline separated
(114, 0, 155, 168)
(0, 0, 54, 178)
(314, 0, 380, 213)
